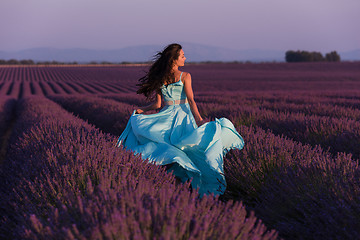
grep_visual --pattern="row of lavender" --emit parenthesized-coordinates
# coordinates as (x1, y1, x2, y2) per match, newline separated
(0, 97, 16, 163)
(97, 91, 360, 160)
(49, 94, 360, 239)
(196, 91, 360, 238)
(1, 63, 360, 238)
(3, 62, 358, 83)
(196, 92, 360, 160)
(0, 80, 136, 98)
(0, 96, 276, 239)
(1, 62, 360, 98)
(0, 65, 143, 98)
(0, 66, 142, 82)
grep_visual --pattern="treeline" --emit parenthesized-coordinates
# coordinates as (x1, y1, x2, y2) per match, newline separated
(285, 50, 340, 62)
(0, 52, 342, 65)
(0, 59, 150, 65)
(0, 59, 79, 65)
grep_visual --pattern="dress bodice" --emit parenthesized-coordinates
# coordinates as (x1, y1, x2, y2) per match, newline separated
(160, 72, 187, 102)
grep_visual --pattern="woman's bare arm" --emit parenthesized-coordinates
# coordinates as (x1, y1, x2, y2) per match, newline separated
(183, 72, 204, 124)
(136, 93, 162, 114)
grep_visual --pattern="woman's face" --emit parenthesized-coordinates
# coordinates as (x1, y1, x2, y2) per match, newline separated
(174, 49, 186, 67)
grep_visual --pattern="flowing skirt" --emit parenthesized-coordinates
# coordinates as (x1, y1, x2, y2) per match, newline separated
(117, 103, 244, 196)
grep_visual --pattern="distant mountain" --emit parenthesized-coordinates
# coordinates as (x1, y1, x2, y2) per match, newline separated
(0, 43, 358, 62)
(0, 46, 161, 63)
(0, 43, 285, 63)
(181, 43, 285, 62)
(340, 49, 360, 61)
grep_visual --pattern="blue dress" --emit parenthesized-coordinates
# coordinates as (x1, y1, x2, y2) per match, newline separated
(117, 72, 244, 196)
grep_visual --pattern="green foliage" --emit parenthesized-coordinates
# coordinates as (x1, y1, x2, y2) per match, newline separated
(285, 50, 341, 62)
(325, 51, 341, 62)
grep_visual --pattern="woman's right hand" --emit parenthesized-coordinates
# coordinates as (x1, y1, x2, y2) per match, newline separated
(135, 109, 144, 114)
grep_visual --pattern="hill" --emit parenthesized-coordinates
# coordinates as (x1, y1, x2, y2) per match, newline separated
(0, 43, 358, 63)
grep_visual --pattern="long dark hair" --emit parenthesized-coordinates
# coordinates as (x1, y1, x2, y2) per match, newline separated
(137, 43, 182, 100)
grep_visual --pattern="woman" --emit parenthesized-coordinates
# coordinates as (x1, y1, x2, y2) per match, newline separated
(117, 43, 244, 196)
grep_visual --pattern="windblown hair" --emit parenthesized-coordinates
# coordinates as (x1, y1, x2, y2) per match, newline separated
(137, 43, 182, 100)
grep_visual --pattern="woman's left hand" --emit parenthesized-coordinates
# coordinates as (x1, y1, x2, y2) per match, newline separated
(198, 117, 213, 125)
(196, 118, 206, 126)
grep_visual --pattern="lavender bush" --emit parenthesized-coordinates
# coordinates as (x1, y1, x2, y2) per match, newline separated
(0, 96, 277, 239)
(49, 95, 134, 135)
(8, 81, 21, 98)
(0, 81, 13, 95)
(99, 93, 147, 107)
(197, 100, 360, 159)
(0, 96, 16, 162)
(30, 82, 45, 96)
(1, 62, 360, 239)
(223, 125, 360, 239)
(47, 81, 67, 94)
(20, 81, 32, 98)
(46, 91, 360, 239)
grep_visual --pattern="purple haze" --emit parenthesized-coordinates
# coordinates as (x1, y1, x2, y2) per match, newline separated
(0, 0, 359, 53)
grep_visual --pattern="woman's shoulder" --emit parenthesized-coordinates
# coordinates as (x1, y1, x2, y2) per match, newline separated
(181, 71, 191, 83)
(181, 71, 190, 77)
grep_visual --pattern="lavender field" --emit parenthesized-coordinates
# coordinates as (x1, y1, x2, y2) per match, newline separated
(1, 62, 360, 239)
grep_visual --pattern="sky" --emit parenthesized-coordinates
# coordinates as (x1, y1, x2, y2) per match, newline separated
(1, 0, 359, 53)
